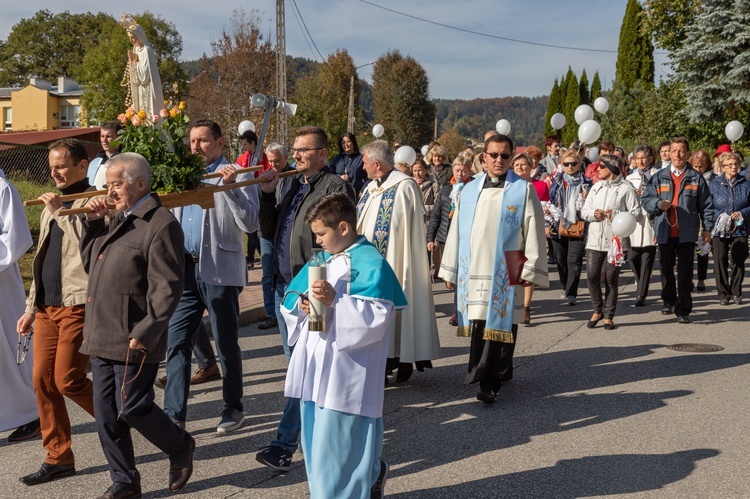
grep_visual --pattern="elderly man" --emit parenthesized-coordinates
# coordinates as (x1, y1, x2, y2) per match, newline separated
(81, 153, 194, 498)
(256, 142, 295, 330)
(357, 139, 440, 383)
(87, 122, 123, 189)
(255, 126, 353, 472)
(0, 168, 37, 441)
(642, 137, 714, 324)
(164, 119, 259, 433)
(17, 139, 99, 486)
(440, 134, 549, 404)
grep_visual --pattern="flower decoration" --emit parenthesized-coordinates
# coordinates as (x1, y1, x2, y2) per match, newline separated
(114, 102, 204, 194)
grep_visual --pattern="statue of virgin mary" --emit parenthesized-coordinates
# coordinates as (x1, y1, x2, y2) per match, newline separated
(121, 14, 165, 118)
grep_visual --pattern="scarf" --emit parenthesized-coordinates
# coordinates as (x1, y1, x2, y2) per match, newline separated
(449, 182, 465, 219)
(560, 172, 584, 228)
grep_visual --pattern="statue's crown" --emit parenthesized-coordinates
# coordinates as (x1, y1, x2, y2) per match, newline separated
(119, 13, 138, 31)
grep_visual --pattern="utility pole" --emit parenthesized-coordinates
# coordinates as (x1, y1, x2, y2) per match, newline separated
(347, 74, 355, 133)
(276, 0, 288, 144)
(434, 116, 438, 141)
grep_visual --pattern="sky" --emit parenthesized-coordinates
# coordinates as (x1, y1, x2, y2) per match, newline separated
(1, 0, 670, 100)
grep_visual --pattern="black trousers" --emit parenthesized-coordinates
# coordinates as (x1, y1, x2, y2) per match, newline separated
(91, 356, 192, 488)
(466, 321, 517, 393)
(550, 236, 586, 298)
(587, 250, 621, 319)
(628, 246, 657, 301)
(697, 252, 710, 281)
(712, 236, 748, 299)
(658, 238, 695, 316)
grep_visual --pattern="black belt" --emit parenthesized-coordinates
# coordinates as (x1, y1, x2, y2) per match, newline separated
(186, 254, 199, 263)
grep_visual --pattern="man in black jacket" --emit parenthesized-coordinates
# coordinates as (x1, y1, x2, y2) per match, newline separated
(256, 126, 353, 472)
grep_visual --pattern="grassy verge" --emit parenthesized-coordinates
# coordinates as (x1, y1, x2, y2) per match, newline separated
(11, 178, 55, 291)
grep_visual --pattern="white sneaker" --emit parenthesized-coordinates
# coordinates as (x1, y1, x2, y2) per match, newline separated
(216, 408, 245, 434)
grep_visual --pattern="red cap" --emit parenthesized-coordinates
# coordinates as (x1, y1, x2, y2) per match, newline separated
(714, 144, 732, 158)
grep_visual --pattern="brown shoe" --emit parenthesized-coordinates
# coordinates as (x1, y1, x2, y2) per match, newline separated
(169, 437, 195, 492)
(154, 375, 167, 390)
(190, 364, 221, 385)
(448, 314, 458, 326)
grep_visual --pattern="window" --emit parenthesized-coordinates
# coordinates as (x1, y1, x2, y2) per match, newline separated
(60, 105, 80, 128)
(3, 107, 10, 130)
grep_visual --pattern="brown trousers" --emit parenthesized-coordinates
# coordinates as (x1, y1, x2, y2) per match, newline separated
(33, 305, 95, 465)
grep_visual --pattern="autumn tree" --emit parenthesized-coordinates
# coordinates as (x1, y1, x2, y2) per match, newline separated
(437, 128, 468, 160)
(0, 10, 114, 86)
(185, 9, 275, 157)
(371, 50, 435, 146)
(78, 12, 186, 124)
(291, 49, 359, 154)
(642, 0, 701, 52)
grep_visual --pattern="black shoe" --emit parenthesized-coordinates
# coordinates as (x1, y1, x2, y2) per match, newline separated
(720, 297, 732, 306)
(566, 295, 577, 306)
(154, 374, 167, 389)
(20, 462, 76, 486)
(257, 316, 278, 330)
(256, 445, 293, 472)
(96, 482, 142, 499)
(477, 387, 497, 404)
(603, 321, 617, 330)
(586, 314, 603, 329)
(169, 436, 195, 492)
(7, 418, 41, 442)
(735, 296, 743, 305)
(370, 460, 389, 499)
(634, 298, 646, 307)
(395, 364, 413, 383)
(696, 282, 706, 291)
(661, 305, 674, 315)
(677, 315, 692, 324)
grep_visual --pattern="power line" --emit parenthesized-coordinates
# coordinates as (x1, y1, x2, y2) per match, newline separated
(290, 0, 327, 63)
(357, 0, 667, 55)
(288, 0, 320, 62)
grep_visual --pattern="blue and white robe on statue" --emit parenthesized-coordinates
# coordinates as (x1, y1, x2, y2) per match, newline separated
(281, 236, 407, 499)
(0, 169, 38, 431)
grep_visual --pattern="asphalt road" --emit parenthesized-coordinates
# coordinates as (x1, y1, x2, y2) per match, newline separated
(2, 263, 748, 498)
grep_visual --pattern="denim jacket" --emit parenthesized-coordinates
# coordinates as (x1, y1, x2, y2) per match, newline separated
(709, 174, 750, 237)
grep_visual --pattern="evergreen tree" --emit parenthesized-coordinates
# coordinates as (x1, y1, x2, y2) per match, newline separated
(562, 68, 579, 145)
(672, 0, 750, 121)
(543, 78, 561, 137)
(615, 0, 655, 89)
(579, 69, 590, 106)
(590, 71, 603, 101)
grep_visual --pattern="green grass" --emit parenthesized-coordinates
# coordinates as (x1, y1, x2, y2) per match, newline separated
(10, 178, 55, 291)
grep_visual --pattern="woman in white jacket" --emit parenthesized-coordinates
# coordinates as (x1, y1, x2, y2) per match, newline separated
(626, 144, 658, 306)
(581, 156, 642, 329)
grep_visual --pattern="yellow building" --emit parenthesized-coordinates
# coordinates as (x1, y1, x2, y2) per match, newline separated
(0, 77, 83, 132)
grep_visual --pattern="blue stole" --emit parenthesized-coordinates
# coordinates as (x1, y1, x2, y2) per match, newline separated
(356, 184, 398, 258)
(456, 172, 527, 342)
(282, 236, 407, 311)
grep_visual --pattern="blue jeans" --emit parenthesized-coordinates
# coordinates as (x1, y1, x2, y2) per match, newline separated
(164, 259, 244, 422)
(259, 236, 275, 318)
(271, 279, 300, 452)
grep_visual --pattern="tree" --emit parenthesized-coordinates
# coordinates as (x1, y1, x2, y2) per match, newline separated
(184, 9, 275, 156)
(291, 49, 359, 154)
(672, 0, 750, 122)
(371, 50, 435, 146)
(0, 10, 115, 86)
(578, 69, 590, 106)
(616, 0, 655, 90)
(543, 78, 562, 137)
(437, 128, 467, 161)
(590, 71, 603, 101)
(561, 68, 579, 145)
(642, 0, 701, 52)
(78, 12, 186, 125)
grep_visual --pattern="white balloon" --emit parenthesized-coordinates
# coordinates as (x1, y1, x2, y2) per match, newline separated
(593, 97, 610, 114)
(238, 120, 255, 135)
(550, 113, 566, 130)
(372, 124, 385, 138)
(421, 145, 429, 156)
(611, 212, 637, 237)
(394, 146, 417, 166)
(574, 105, 595, 125)
(587, 146, 600, 163)
(496, 119, 511, 135)
(578, 120, 602, 145)
(725, 120, 745, 142)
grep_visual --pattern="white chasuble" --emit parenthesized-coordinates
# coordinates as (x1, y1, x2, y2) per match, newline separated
(356, 171, 441, 363)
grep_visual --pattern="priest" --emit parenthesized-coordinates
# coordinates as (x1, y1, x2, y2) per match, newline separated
(356, 140, 440, 382)
(439, 134, 549, 404)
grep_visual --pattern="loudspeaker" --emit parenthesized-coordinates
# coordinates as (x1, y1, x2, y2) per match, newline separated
(250, 93, 266, 108)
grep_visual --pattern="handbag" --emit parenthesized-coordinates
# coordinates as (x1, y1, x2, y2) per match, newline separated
(558, 218, 585, 238)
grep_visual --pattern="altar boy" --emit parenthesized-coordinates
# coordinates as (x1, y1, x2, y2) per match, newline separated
(280, 192, 407, 499)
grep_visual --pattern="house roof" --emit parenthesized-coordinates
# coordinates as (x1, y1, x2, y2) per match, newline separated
(0, 128, 100, 150)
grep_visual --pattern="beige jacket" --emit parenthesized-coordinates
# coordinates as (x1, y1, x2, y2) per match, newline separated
(26, 193, 104, 314)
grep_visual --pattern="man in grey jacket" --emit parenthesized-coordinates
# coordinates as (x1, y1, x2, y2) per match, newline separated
(164, 119, 259, 433)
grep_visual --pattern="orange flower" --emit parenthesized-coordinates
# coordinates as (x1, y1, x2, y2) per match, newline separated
(137, 110, 147, 120)
(178, 101, 186, 111)
(169, 107, 178, 118)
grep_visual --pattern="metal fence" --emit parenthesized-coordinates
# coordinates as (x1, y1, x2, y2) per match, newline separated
(0, 139, 101, 185)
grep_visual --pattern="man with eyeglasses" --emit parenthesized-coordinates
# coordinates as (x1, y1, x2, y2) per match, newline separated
(642, 137, 714, 324)
(256, 126, 353, 473)
(440, 134, 549, 404)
